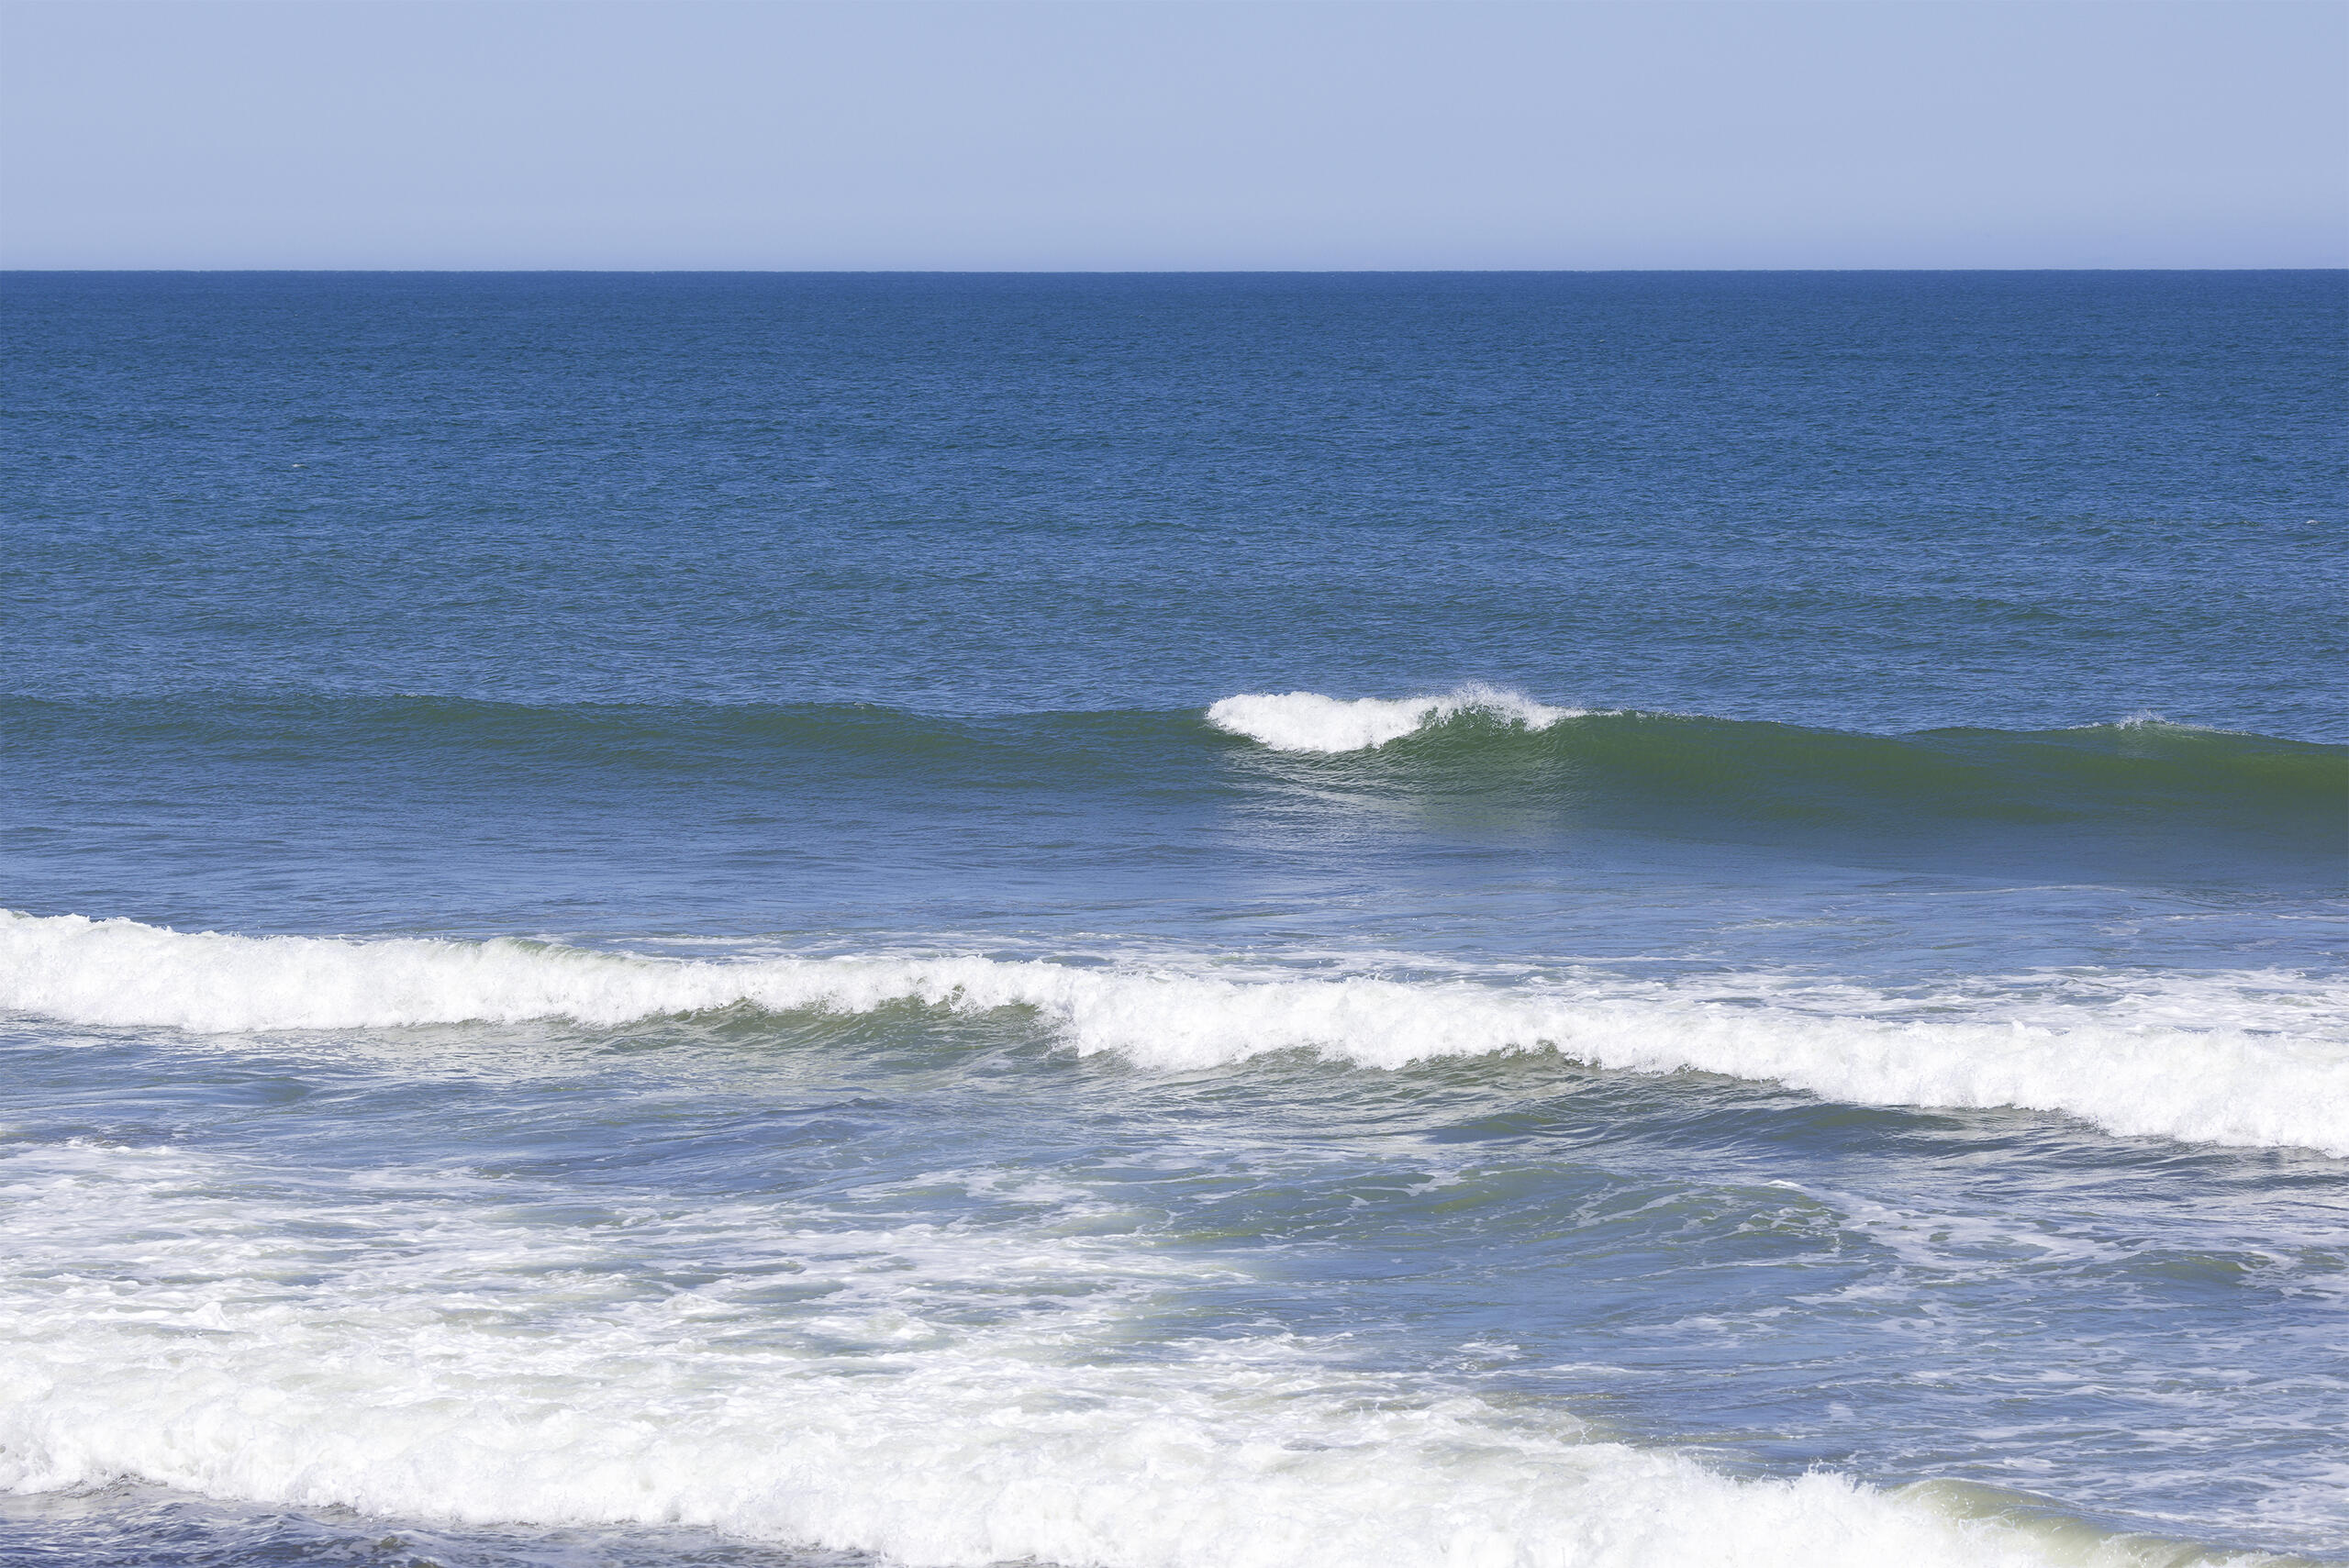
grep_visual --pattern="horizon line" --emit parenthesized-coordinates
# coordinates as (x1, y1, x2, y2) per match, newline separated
(8, 265, 2345, 276)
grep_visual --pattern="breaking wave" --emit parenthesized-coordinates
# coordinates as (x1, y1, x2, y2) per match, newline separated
(1207, 684, 1583, 751)
(6, 912, 2343, 1158)
(9, 694, 2341, 870)
(1207, 691, 2347, 879)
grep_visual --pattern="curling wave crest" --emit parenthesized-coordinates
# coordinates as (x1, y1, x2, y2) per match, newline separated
(6, 912, 2343, 1158)
(1206, 684, 1581, 751)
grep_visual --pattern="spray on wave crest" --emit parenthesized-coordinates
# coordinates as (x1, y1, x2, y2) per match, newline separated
(1206, 685, 1581, 752)
(6, 912, 2343, 1158)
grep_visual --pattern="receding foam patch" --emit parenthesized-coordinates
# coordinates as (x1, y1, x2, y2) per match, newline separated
(5, 911, 2344, 1158)
(0, 1136, 2066, 1568)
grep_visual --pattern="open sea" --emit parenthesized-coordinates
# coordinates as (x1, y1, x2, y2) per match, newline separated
(0, 271, 2343, 1568)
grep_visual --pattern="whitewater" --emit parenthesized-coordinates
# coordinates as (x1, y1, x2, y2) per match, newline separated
(1206, 684, 1586, 751)
(0, 1129, 2144, 1568)
(7, 911, 2343, 1158)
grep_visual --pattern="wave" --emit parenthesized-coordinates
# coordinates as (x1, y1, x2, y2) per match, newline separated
(11, 692, 2335, 866)
(1205, 685, 2343, 812)
(0, 1136, 2096, 1568)
(1210, 690, 2348, 877)
(1207, 684, 1582, 751)
(7, 912, 2343, 1158)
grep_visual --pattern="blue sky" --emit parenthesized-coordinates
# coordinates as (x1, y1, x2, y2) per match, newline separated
(2, 0, 2342, 269)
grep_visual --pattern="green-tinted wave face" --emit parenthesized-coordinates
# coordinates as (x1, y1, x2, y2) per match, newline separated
(6, 695, 2340, 917)
(1205, 702, 2341, 889)
(1313, 709, 2344, 836)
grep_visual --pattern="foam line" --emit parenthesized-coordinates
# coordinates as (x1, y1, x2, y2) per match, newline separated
(6, 912, 2343, 1157)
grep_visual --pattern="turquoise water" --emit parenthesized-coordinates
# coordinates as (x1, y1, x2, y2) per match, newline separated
(1, 272, 2343, 1566)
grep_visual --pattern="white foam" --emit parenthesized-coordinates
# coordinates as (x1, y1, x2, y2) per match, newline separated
(6, 912, 2345, 1158)
(0, 1136, 2073, 1567)
(1206, 684, 1580, 752)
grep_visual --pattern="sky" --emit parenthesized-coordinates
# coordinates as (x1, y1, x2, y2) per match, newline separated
(0, 0, 2343, 271)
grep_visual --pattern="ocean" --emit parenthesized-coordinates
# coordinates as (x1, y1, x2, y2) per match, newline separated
(0, 271, 2343, 1567)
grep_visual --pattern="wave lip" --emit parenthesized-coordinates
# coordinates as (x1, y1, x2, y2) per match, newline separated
(1206, 684, 1582, 752)
(6, 912, 2346, 1159)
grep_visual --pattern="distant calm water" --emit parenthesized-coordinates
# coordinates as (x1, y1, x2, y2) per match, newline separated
(1, 272, 2343, 1568)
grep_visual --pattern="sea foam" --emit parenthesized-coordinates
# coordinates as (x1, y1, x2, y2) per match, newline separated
(1206, 685, 1580, 752)
(6, 911, 2343, 1158)
(0, 1136, 2088, 1568)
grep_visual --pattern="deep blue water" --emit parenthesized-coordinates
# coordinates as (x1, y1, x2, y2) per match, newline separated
(1, 272, 2343, 1568)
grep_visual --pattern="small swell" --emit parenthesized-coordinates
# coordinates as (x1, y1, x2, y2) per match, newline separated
(1204, 691, 2348, 867)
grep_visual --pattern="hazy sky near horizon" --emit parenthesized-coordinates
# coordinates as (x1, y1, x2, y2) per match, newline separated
(2, 1, 2343, 270)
